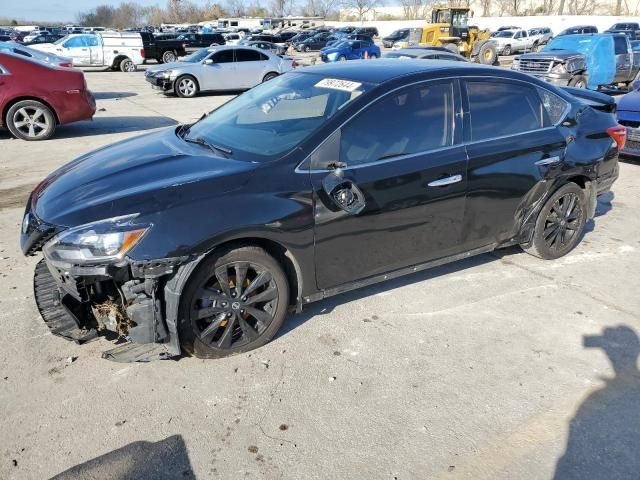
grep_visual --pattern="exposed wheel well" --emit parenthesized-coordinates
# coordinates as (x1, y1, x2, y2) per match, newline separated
(2, 96, 59, 127)
(205, 238, 302, 311)
(112, 55, 131, 69)
(565, 175, 591, 190)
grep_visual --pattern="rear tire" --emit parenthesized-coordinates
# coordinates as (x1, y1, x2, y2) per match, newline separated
(502, 45, 512, 56)
(522, 183, 587, 260)
(178, 246, 290, 359)
(6, 100, 56, 141)
(263, 72, 279, 82)
(119, 58, 136, 72)
(175, 75, 199, 98)
(162, 50, 177, 63)
(338, 55, 347, 62)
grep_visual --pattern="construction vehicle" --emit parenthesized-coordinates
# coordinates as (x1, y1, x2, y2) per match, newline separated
(394, 7, 498, 65)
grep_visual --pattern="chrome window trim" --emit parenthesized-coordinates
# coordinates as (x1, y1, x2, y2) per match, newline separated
(294, 74, 571, 174)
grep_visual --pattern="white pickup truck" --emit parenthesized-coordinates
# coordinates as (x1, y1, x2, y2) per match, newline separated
(490, 29, 536, 56)
(32, 32, 145, 72)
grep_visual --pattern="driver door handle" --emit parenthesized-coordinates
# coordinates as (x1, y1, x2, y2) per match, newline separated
(428, 174, 462, 187)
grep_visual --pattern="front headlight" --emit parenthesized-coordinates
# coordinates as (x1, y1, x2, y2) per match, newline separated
(161, 70, 175, 78)
(511, 59, 520, 70)
(43, 215, 150, 267)
(551, 63, 566, 74)
(327, 52, 338, 60)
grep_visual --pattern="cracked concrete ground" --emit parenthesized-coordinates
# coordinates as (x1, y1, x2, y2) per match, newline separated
(1, 68, 639, 480)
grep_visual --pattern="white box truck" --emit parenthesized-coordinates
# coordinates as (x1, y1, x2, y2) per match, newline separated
(32, 32, 145, 72)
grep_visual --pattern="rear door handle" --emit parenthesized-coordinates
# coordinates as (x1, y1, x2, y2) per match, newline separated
(428, 174, 462, 187)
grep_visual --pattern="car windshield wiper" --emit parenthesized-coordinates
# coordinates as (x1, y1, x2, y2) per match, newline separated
(184, 136, 232, 157)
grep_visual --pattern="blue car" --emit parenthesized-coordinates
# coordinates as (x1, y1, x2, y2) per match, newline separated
(616, 80, 640, 156)
(320, 40, 380, 62)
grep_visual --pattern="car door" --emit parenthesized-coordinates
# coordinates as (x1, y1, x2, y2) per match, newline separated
(347, 41, 362, 59)
(309, 80, 468, 289)
(613, 35, 632, 83)
(62, 35, 91, 65)
(234, 48, 268, 88)
(461, 78, 569, 251)
(201, 49, 235, 90)
(86, 34, 103, 65)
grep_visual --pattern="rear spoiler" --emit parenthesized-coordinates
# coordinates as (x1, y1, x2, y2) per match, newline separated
(562, 86, 616, 113)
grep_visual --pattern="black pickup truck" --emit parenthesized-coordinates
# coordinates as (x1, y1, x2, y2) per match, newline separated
(175, 33, 226, 51)
(140, 32, 188, 64)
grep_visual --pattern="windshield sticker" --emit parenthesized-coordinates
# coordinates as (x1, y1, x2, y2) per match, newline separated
(315, 78, 362, 92)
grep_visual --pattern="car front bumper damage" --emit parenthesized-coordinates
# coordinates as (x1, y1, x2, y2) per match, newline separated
(22, 208, 189, 362)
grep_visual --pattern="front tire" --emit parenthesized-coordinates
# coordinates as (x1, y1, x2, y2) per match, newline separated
(178, 246, 290, 359)
(175, 75, 199, 98)
(338, 55, 347, 62)
(569, 75, 587, 88)
(6, 100, 56, 141)
(502, 45, 512, 56)
(522, 183, 587, 260)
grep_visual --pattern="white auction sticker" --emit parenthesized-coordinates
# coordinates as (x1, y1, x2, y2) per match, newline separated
(315, 78, 362, 92)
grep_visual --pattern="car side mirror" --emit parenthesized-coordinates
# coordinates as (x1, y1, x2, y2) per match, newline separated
(321, 165, 366, 215)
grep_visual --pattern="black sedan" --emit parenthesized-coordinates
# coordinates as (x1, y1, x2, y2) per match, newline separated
(21, 61, 621, 361)
(294, 32, 332, 52)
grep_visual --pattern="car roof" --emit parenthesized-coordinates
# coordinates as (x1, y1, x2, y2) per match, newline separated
(301, 59, 498, 84)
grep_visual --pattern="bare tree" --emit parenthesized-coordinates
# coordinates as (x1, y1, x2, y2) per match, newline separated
(302, 0, 336, 16)
(341, 0, 383, 22)
(399, 0, 431, 19)
(496, 0, 522, 15)
(477, 0, 492, 16)
(226, 0, 246, 16)
(270, 0, 296, 16)
(566, 0, 598, 14)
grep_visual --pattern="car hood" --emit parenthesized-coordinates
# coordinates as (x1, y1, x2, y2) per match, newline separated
(29, 42, 58, 53)
(617, 88, 640, 112)
(518, 49, 582, 60)
(32, 128, 256, 227)
(321, 47, 345, 55)
(147, 61, 192, 73)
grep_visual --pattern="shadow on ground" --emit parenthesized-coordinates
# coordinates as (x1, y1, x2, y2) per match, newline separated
(50, 435, 195, 480)
(56, 116, 177, 138)
(554, 325, 640, 480)
(93, 92, 138, 100)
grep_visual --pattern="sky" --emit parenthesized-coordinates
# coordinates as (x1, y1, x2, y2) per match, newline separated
(0, 0, 168, 23)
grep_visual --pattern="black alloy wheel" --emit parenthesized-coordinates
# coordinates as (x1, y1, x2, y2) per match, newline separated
(179, 246, 289, 358)
(523, 183, 587, 259)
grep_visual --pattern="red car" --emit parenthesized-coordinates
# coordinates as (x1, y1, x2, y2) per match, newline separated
(0, 51, 95, 140)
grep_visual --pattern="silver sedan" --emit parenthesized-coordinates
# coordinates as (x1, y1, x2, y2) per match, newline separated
(145, 45, 295, 98)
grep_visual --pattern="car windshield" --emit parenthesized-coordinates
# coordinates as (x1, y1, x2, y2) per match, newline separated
(182, 48, 212, 62)
(494, 31, 514, 38)
(185, 72, 373, 160)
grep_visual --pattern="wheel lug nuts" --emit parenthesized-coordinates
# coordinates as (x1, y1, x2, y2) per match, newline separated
(242, 296, 247, 301)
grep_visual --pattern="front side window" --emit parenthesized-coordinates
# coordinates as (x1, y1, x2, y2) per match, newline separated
(185, 73, 372, 160)
(64, 36, 87, 48)
(339, 81, 455, 166)
(466, 81, 550, 141)
(212, 49, 234, 63)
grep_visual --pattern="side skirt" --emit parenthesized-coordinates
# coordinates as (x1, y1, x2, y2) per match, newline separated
(303, 244, 497, 305)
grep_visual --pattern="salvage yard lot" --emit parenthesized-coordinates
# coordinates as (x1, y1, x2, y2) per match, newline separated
(1, 68, 639, 480)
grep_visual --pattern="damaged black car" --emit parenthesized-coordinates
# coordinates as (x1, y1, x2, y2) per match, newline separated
(21, 60, 621, 361)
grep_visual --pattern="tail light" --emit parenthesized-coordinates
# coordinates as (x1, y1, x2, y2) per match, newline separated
(291, 60, 298, 69)
(607, 125, 627, 150)
(59, 62, 73, 68)
(140, 49, 145, 58)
